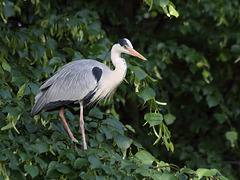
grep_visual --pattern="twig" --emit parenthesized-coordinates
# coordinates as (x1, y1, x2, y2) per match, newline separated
(151, 165, 179, 171)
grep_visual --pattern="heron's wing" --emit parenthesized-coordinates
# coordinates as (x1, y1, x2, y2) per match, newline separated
(30, 60, 104, 115)
(43, 64, 98, 101)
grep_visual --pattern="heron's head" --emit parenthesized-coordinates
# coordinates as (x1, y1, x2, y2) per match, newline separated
(112, 38, 147, 60)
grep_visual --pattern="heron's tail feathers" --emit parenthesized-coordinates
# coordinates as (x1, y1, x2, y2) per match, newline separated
(29, 92, 46, 116)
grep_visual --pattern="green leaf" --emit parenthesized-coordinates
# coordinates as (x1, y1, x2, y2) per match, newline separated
(24, 165, 39, 178)
(2, 106, 21, 116)
(1, 115, 20, 133)
(161, 173, 177, 180)
(0, 88, 12, 99)
(3, 1, 15, 17)
(30, 142, 49, 154)
(103, 118, 125, 135)
(11, 70, 28, 83)
(88, 22, 101, 35)
(152, 174, 162, 180)
(135, 150, 155, 165)
(225, 131, 238, 146)
(120, 159, 137, 171)
(234, 56, 240, 63)
(196, 168, 219, 179)
(79, 172, 95, 179)
(206, 95, 218, 107)
(135, 167, 152, 176)
(169, 4, 179, 18)
(31, 42, 46, 59)
(214, 113, 227, 124)
(88, 155, 102, 169)
(159, 0, 169, 7)
(115, 135, 133, 158)
(146, 75, 158, 84)
(56, 163, 71, 174)
(144, 0, 154, 11)
(17, 83, 26, 99)
(99, 126, 114, 139)
(73, 52, 84, 60)
(164, 113, 176, 125)
(89, 107, 103, 119)
(144, 113, 163, 127)
(131, 66, 148, 81)
(0, 66, 3, 74)
(46, 39, 57, 50)
(49, 57, 63, 66)
(29, 82, 39, 95)
(34, 156, 48, 169)
(125, 125, 135, 133)
(74, 158, 89, 169)
(203, 85, 214, 95)
(46, 161, 59, 178)
(137, 87, 156, 103)
(202, 69, 212, 83)
(1, 59, 11, 72)
(180, 167, 196, 174)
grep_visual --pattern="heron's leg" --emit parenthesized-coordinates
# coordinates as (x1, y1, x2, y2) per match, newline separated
(79, 102, 87, 150)
(59, 107, 78, 143)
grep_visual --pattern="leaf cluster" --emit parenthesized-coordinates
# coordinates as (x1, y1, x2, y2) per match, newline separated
(0, 0, 239, 179)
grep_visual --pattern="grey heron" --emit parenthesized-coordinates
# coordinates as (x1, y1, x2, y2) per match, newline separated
(30, 38, 147, 150)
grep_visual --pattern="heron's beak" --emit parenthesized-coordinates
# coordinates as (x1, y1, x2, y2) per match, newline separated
(128, 48, 147, 61)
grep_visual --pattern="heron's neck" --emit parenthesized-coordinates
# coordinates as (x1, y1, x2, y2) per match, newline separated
(111, 51, 127, 79)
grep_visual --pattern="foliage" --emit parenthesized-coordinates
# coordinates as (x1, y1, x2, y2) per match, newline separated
(0, 0, 239, 179)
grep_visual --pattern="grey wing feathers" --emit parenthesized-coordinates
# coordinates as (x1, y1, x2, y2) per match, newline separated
(30, 60, 103, 115)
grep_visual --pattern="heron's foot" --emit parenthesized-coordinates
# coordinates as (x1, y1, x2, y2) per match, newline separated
(71, 136, 79, 143)
(83, 144, 87, 150)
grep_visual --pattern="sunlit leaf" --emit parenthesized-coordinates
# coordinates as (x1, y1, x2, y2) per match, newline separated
(144, 113, 163, 127)
(169, 4, 179, 18)
(225, 131, 238, 147)
(159, 0, 169, 7)
(180, 167, 196, 174)
(1, 114, 20, 133)
(196, 168, 220, 179)
(135, 150, 155, 165)
(1, 59, 11, 72)
(144, 0, 154, 11)
(202, 69, 212, 83)
(125, 125, 135, 133)
(234, 56, 240, 63)
(17, 83, 26, 99)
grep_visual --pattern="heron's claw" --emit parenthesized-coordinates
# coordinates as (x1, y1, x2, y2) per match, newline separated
(71, 137, 79, 143)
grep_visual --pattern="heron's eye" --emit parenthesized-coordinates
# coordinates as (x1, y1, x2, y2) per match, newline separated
(123, 45, 128, 49)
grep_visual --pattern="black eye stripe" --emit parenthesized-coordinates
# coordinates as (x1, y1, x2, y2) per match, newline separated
(114, 38, 128, 47)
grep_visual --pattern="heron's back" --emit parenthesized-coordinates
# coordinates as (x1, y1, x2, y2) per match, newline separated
(30, 59, 112, 115)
